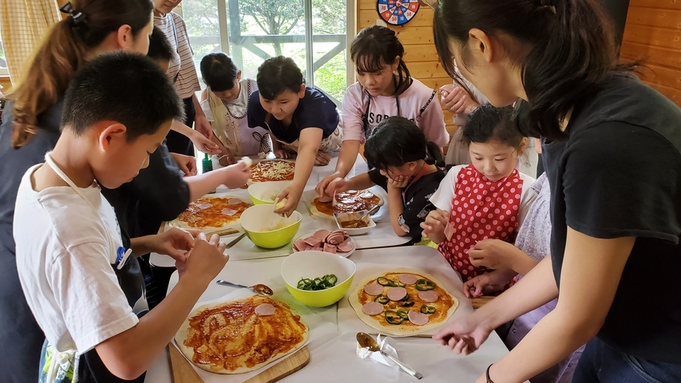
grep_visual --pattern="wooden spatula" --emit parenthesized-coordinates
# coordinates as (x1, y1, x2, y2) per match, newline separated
(243, 346, 310, 383)
(168, 343, 203, 383)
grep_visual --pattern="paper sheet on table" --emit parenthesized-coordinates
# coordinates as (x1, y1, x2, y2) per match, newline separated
(337, 262, 473, 339)
(174, 289, 337, 383)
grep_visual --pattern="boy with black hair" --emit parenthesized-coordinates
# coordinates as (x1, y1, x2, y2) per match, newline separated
(147, 26, 174, 73)
(14, 52, 230, 381)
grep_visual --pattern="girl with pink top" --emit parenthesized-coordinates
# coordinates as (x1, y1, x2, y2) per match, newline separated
(316, 25, 448, 197)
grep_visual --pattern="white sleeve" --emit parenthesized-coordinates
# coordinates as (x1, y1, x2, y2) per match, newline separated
(49, 241, 138, 353)
(517, 173, 538, 227)
(429, 165, 464, 212)
(340, 84, 365, 142)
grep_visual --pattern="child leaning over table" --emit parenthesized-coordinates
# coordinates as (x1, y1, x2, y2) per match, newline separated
(13, 53, 230, 382)
(421, 105, 536, 286)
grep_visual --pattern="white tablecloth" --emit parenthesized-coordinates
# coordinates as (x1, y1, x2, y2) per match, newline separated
(145, 246, 510, 382)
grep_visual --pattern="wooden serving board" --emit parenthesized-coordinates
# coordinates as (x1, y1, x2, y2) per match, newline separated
(243, 346, 310, 383)
(168, 343, 204, 383)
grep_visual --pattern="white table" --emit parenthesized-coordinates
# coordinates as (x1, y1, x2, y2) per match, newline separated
(150, 155, 409, 266)
(145, 246, 510, 382)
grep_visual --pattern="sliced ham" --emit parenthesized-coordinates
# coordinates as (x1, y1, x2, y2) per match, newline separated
(418, 290, 439, 303)
(362, 302, 384, 316)
(195, 202, 212, 210)
(255, 303, 276, 316)
(363, 283, 385, 296)
(387, 287, 407, 301)
(221, 208, 238, 216)
(311, 244, 323, 251)
(408, 310, 429, 325)
(326, 230, 345, 245)
(293, 238, 308, 252)
(228, 198, 243, 205)
(337, 239, 354, 253)
(313, 230, 331, 240)
(323, 243, 337, 254)
(318, 194, 332, 203)
(303, 235, 322, 247)
(398, 274, 418, 285)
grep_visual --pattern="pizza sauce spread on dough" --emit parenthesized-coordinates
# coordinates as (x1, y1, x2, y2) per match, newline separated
(177, 197, 251, 228)
(183, 296, 307, 372)
(313, 190, 381, 216)
(250, 160, 295, 182)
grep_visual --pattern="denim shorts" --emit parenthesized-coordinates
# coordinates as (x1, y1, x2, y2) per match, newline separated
(573, 337, 681, 383)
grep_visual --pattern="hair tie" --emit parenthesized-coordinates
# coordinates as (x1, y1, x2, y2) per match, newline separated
(60, 2, 87, 26)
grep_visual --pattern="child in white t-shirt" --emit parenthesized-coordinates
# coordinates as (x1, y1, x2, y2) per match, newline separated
(14, 53, 232, 382)
(316, 25, 448, 197)
(422, 105, 536, 286)
(198, 53, 270, 166)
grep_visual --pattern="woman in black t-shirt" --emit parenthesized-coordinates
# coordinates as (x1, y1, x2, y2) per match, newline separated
(329, 116, 445, 243)
(426, 1, 681, 382)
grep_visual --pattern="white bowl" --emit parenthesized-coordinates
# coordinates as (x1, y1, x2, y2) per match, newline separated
(334, 211, 376, 236)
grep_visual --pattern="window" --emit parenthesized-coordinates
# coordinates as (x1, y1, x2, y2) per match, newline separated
(0, 33, 8, 77)
(180, 0, 353, 104)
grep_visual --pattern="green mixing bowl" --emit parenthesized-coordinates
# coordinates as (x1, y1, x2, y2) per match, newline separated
(281, 251, 356, 307)
(247, 181, 292, 205)
(239, 204, 302, 249)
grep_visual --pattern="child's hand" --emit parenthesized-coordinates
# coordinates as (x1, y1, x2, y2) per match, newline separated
(420, 209, 449, 243)
(462, 269, 513, 298)
(194, 115, 215, 141)
(386, 175, 409, 189)
(314, 151, 331, 166)
(170, 152, 197, 176)
(468, 239, 519, 270)
(432, 312, 492, 355)
(325, 177, 349, 197)
(274, 185, 302, 217)
(190, 129, 220, 155)
(220, 161, 251, 188)
(180, 232, 228, 282)
(274, 148, 289, 159)
(154, 228, 199, 261)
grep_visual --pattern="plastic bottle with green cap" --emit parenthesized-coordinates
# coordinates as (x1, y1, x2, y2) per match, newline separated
(202, 153, 213, 173)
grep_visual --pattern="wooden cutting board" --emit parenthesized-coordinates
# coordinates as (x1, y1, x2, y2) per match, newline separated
(168, 343, 204, 383)
(243, 346, 310, 383)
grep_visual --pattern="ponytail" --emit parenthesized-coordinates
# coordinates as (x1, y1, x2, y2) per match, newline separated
(7, 0, 153, 148)
(425, 141, 445, 168)
(433, 0, 626, 140)
(10, 21, 85, 148)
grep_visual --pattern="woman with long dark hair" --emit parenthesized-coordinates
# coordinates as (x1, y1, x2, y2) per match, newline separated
(427, 1, 681, 382)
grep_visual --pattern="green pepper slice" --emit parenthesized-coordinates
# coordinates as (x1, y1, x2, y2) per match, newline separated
(395, 309, 409, 320)
(385, 310, 403, 325)
(377, 277, 396, 286)
(420, 305, 436, 314)
(399, 300, 415, 307)
(374, 294, 390, 304)
(325, 274, 338, 286)
(415, 279, 435, 291)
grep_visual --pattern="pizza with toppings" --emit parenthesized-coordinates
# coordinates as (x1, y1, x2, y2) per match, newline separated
(170, 195, 252, 230)
(349, 269, 459, 336)
(249, 160, 295, 182)
(175, 295, 308, 374)
(310, 190, 383, 219)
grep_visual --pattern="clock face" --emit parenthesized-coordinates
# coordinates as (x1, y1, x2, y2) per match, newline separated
(377, 0, 420, 26)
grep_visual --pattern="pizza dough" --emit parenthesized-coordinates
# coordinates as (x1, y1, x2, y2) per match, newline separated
(348, 269, 459, 336)
(310, 189, 384, 219)
(249, 160, 295, 182)
(176, 295, 308, 374)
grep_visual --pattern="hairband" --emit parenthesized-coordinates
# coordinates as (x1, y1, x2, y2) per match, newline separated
(60, 2, 87, 26)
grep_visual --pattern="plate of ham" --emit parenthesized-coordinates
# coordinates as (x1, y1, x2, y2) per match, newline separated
(292, 229, 356, 258)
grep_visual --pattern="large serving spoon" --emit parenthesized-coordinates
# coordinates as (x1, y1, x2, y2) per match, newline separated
(215, 279, 274, 296)
(356, 332, 423, 380)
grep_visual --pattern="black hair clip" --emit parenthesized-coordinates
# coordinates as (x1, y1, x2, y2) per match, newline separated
(60, 2, 87, 26)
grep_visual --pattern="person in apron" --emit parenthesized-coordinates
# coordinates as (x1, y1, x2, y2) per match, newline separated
(13, 52, 230, 383)
(316, 25, 448, 198)
(422, 105, 537, 287)
(247, 56, 342, 217)
(198, 53, 270, 166)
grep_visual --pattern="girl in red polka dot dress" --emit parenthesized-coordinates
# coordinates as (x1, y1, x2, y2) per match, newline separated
(422, 105, 537, 287)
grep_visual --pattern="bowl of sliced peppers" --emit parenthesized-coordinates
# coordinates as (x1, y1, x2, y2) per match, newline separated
(281, 251, 356, 307)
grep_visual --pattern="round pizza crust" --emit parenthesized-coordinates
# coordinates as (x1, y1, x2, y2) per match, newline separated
(168, 195, 251, 231)
(348, 268, 459, 336)
(175, 297, 309, 374)
(309, 192, 384, 220)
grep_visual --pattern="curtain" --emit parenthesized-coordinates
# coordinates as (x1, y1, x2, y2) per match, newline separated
(0, 0, 60, 84)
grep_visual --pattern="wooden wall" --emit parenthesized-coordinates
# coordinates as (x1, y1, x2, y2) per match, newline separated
(356, 1, 456, 134)
(620, 0, 681, 106)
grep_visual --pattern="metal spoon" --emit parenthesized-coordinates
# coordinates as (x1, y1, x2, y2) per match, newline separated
(356, 332, 423, 380)
(215, 279, 274, 296)
(357, 205, 380, 222)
